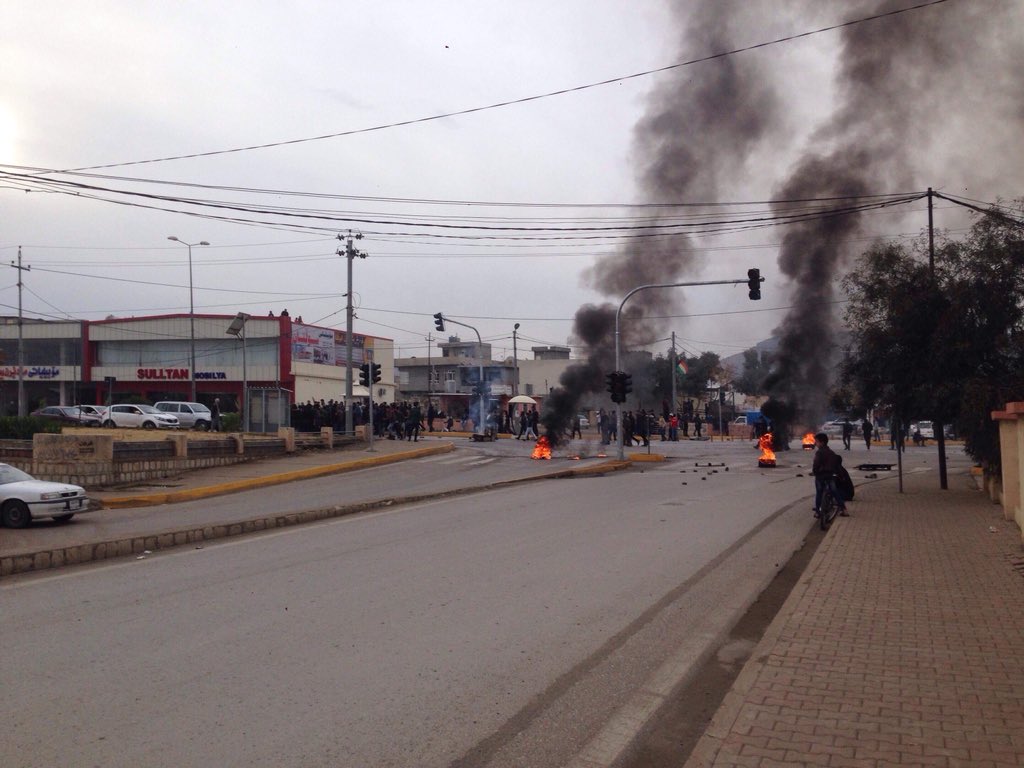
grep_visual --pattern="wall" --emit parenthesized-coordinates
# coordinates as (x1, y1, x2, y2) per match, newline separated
(991, 401, 1024, 541)
(14, 431, 345, 489)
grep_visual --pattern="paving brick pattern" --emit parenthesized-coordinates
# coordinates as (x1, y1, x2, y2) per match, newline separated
(687, 469, 1024, 767)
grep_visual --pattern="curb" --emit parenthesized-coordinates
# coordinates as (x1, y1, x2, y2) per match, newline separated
(100, 443, 456, 508)
(1, 457, 631, 578)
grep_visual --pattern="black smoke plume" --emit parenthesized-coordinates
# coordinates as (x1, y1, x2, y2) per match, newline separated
(543, 2, 783, 444)
(766, 0, 1022, 424)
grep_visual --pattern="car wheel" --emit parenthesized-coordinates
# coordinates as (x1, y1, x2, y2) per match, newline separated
(103, 420, 116, 428)
(53, 513, 74, 523)
(142, 421, 156, 429)
(195, 420, 210, 431)
(1, 499, 31, 529)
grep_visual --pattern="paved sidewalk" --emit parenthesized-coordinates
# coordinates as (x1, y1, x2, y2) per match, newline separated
(684, 465, 1024, 767)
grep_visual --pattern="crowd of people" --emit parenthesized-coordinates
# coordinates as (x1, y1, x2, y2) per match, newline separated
(291, 399, 458, 439)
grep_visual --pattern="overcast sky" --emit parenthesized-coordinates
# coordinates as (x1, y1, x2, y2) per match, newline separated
(2, 0, 1021, 367)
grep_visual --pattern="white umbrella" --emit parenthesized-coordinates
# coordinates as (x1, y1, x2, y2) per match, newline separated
(508, 395, 537, 405)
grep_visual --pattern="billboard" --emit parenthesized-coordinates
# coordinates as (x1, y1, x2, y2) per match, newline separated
(292, 324, 371, 367)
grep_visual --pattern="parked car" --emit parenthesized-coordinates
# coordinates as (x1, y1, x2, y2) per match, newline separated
(102, 404, 179, 429)
(79, 405, 105, 419)
(577, 413, 590, 429)
(30, 405, 103, 426)
(914, 421, 935, 439)
(821, 419, 859, 438)
(154, 401, 213, 430)
(0, 462, 90, 528)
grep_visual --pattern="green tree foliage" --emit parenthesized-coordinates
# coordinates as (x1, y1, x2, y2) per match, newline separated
(842, 200, 1024, 471)
(650, 351, 723, 408)
(735, 347, 772, 396)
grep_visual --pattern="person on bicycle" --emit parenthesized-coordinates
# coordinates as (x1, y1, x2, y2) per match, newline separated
(812, 432, 848, 517)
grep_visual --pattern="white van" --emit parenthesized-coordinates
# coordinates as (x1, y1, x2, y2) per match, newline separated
(154, 401, 213, 430)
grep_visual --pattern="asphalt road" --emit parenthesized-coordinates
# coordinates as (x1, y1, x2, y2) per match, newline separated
(3, 441, 836, 767)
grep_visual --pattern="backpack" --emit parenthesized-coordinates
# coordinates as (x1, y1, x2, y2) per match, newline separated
(836, 464, 855, 501)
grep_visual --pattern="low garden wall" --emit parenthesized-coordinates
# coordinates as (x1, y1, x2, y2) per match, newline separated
(0, 427, 359, 489)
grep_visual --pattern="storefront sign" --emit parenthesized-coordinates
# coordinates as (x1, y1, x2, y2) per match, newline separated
(0, 366, 62, 379)
(137, 367, 189, 380)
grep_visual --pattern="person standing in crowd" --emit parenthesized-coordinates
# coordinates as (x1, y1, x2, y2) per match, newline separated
(841, 418, 853, 450)
(406, 401, 421, 441)
(862, 418, 873, 450)
(693, 412, 703, 438)
(211, 398, 221, 432)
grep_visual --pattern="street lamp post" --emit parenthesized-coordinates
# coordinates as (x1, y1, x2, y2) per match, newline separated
(226, 313, 250, 431)
(168, 236, 210, 402)
(512, 323, 520, 397)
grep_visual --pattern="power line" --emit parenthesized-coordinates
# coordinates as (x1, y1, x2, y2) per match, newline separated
(43, 0, 953, 173)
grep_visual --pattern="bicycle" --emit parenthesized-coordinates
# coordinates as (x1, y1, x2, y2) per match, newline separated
(817, 473, 843, 531)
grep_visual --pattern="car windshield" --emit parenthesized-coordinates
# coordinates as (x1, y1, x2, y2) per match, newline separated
(0, 465, 34, 484)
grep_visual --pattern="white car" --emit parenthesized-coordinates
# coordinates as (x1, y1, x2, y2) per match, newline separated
(821, 419, 859, 438)
(154, 401, 212, 430)
(102, 404, 180, 429)
(0, 463, 90, 528)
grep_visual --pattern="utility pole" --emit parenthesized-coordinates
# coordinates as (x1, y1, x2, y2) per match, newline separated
(337, 231, 366, 436)
(425, 333, 434, 405)
(927, 188, 949, 490)
(11, 247, 29, 417)
(670, 331, 677, 417)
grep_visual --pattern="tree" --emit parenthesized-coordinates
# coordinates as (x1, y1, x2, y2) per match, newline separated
(842, 199, 1024, 472)
(735, 347, 772, 396)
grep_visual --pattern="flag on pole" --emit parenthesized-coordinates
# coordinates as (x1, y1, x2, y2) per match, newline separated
(677, 359, 688, 376)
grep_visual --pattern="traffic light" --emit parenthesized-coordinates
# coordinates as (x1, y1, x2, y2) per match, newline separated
(607, 371, 628, 403)
(623, 372, 633, 398)
(358, 363, 370, 387)
(433, 312, 445, 332)
(747, 268, 762, 300)
(371, 363, 381, 384)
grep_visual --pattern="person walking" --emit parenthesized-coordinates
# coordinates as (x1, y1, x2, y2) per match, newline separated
(570, 414, 582, 440)
(693, 412, 703, 438)
(406, 401, 422, 441)
(862, 418, 873, 450)
(524, 407, 538, 440)
(841, 419, 853, 450)
(211, 398, 222, 432)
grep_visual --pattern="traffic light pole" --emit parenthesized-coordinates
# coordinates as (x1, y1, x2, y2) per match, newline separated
(614, 275, 762, 460)
(434, 313, 486, 435)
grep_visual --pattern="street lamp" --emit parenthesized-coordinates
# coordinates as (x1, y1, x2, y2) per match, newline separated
(512, 323, 520, 397)
(226, 312, 250, 431)
(168, 236, 210, 402)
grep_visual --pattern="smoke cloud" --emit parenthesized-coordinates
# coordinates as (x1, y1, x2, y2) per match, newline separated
(541, 0, 1024, 444)
(544, 1, 785, 442)
(766, 0, 1024, 426)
